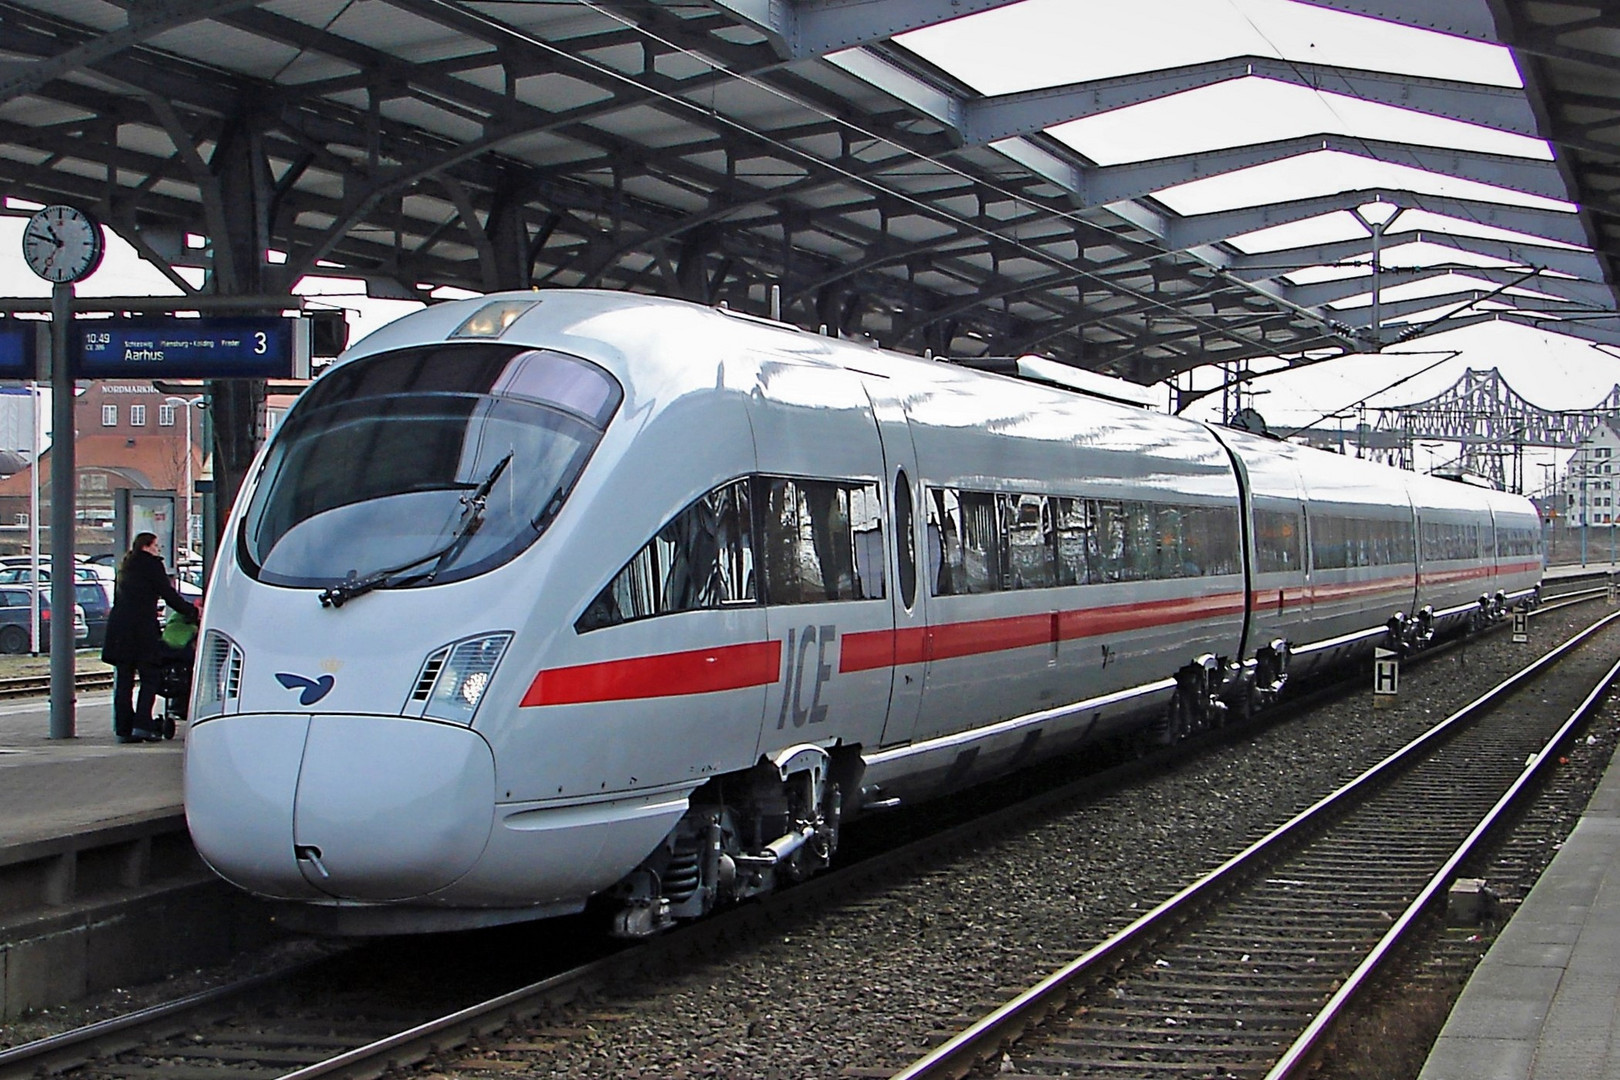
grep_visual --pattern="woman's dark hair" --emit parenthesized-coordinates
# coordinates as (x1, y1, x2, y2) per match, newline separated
(118, 532, 158, 585)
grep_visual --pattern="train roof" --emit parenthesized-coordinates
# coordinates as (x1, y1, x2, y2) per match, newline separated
(342, 289, 1184, 422)
(335, 290, 1540, 521)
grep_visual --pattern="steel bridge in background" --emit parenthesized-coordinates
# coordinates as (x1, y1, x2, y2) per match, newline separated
(1288, 367, 1620, 494)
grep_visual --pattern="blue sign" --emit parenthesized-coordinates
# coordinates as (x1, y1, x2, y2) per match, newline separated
(0, 322, 37, 379)
(74, 316, 309, 379)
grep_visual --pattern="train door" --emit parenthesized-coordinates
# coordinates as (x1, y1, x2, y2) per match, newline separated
(867, 390, 926, 748)
(752, 359, 893, 760)
(1298, 500, 1315, 625)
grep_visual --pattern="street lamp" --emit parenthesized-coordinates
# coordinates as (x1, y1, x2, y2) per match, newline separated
(164, 395, 205, 559)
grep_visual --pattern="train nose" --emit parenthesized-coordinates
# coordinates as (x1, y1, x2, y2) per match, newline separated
(186, 714, 496, 902)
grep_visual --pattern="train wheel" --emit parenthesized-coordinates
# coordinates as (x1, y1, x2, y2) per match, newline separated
(1153, 690, 1191, 747)
(1239, 680, 1263, 722)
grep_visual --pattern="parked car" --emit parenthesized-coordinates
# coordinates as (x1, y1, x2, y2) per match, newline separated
(76, 579, 112, 649)
(0, 565, 119, 587)
(0, 588, 88, 654)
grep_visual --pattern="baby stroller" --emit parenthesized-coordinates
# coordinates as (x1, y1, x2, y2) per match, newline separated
(156, 606, 199, 740)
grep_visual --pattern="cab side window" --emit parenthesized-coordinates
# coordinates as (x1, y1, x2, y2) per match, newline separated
(576, 478, 754, 631)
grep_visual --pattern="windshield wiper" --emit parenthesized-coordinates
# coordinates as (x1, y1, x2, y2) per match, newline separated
(318, 452, 513, 609)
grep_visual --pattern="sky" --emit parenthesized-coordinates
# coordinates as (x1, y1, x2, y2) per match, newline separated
(2, 0, 1617, 498)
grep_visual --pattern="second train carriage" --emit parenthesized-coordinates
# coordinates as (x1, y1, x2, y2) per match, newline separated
(183, 290, 1542, 935)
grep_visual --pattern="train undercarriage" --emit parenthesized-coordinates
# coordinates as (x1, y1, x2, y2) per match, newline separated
(602, 589, 1538, 936)
(604, 743, 859, 937)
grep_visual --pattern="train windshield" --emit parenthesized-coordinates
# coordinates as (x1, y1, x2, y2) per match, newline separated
(238, 343, 622, 590)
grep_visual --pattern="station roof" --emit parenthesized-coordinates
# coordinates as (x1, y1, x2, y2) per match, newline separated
(0, 0, 1615, 388)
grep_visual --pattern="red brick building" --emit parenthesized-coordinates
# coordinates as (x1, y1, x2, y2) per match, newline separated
(0, 382, 204, 557)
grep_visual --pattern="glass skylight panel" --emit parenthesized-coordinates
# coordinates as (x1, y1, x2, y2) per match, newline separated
(898, 0, 1522, 98)
(1047, 81, 1550, 168)
(1228, 211, 1372, 253)
(1385, 209, 1587, 251)
(1326, 272, 1535, 308)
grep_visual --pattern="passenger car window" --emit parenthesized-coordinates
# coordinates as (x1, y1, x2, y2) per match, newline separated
(760, 477, 884, 604)
(1052, 497, 1092, 585)
(1004, 493, 1055, 589)
(929, 488, 1000, 595)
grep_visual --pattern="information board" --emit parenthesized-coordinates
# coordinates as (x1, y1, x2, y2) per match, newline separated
(0, 322, 37, 379)
(115, 489, 178, 570)
(74, 316, 309, 379)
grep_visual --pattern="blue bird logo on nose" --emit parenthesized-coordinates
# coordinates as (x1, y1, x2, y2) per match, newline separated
(276, 672, 336, 706)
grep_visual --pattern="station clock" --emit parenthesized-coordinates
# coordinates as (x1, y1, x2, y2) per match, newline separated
(21, 204, 105, 284)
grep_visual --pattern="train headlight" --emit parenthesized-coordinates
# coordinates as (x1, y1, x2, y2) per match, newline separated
(409, 632, 512, 724)
(450, 299, 539, 339)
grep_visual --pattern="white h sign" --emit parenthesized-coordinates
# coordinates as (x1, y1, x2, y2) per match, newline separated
(1374, 647, 1399, 704)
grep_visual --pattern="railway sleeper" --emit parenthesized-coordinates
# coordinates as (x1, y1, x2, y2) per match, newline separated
(604, 743, 858, 938)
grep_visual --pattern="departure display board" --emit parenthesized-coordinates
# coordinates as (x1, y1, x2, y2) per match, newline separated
(73, 316, 309, 379)
(0, 322, 37, 379)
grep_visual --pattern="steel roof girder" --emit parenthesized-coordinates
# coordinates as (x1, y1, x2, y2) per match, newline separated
(710, 0, 1026, 62)
(1168, 188, 1589, 251)
(1292, 0, 1502, 44)
(1284, 266, 1610, 308)
(822, 49, 966, 137)
(957, 55, 1540, 145)
(1496, 311, 1620, 347)
(1074, 135, 1571, 208)
(0, 0, 264, 105)
(1226, 230, 1610, 282)
(1331, 288, 1539, 326)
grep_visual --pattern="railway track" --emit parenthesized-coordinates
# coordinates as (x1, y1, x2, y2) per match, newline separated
(0, 668, 114, 698)
(0, 593, 1608, 1080)
(887, 607, 1620, 1080)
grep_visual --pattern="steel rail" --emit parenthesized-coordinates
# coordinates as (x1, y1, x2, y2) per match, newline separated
(887, 607, 1620, 1080)
(0, 961, 322, 1080)
(1267, 646, 1620, 1078)
(0, 669, 114, 698)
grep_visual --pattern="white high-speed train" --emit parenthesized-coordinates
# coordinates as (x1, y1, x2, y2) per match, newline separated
(183, 290, 1543, 935)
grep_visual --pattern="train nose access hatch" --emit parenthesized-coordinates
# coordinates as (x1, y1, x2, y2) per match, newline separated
(291, 715, 498, 900)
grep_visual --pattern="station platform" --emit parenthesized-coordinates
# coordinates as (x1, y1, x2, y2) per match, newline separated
(0, 684, 184, 851)
(1419, 742, 1620, 1079)
(0, 682, 276, 1025)
(1544, 560, 1620, 582)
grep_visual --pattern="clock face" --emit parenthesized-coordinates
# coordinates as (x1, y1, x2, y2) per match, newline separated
(21, 205, 105, 284)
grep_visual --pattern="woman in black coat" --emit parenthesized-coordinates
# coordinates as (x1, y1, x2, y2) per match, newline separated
(102, 532, 199, 743)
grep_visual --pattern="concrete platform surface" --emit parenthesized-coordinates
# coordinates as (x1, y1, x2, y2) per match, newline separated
(0, 685, 184, 852)
(1546, 561, 1620, 581)
(1419, 748, 1620, 1080)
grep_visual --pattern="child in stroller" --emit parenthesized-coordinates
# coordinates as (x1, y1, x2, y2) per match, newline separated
(156, 602, 199, 739)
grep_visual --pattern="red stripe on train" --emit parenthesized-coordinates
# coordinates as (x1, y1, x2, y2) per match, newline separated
(839, 592, 1247, 673)
(530, 563, 1543, 700)
(521, 640, 783, 706)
